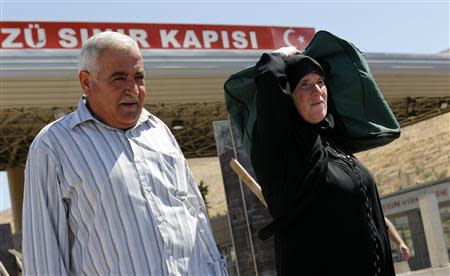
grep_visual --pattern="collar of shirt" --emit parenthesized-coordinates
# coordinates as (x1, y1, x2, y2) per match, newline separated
(69, 96, 152, 130)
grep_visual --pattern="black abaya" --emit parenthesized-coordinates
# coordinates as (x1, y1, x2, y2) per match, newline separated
(251, 52, 395, 276)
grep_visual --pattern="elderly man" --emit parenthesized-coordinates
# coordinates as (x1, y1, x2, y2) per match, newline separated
(22, 31, 227, 275)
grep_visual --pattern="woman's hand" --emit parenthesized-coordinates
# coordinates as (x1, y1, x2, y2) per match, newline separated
(399, 242, 411, 262)
(274, 46, 300, 57)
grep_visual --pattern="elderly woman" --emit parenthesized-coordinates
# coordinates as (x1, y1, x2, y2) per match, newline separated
(251, 46, 395, 276)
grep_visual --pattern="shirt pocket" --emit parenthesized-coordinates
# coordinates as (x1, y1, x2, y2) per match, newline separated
(171, 189, 197, 218)
(157, 150, 188, 192)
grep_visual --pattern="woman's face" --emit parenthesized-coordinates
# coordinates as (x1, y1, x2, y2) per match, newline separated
(292, 72, 328, 124)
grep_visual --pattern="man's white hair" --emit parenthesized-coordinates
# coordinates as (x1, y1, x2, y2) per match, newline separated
(78, 31, 139, 75)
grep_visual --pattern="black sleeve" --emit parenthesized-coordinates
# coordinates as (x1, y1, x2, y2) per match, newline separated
(252, 53, 292, 208)
(254, 52, 292, 144)
(252, 52, 327, 213)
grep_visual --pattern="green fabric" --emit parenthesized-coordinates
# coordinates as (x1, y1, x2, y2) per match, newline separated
(224, 30, 400, 154)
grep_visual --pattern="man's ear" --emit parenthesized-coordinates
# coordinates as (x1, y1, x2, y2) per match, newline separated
(79, 71, 93, 96)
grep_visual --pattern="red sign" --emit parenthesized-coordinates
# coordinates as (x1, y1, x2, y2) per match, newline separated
(0, 22, 314, 50)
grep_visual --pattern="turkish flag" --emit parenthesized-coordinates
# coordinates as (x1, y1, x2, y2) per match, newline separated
(271, 27, 315, 50)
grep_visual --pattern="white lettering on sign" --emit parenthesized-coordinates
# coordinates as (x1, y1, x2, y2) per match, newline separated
(1, 25, 47, 48)
(129, 29, 150, 48)
(249, 31, 258, 48)
(93, 28, 125, 35)
(24, 24, 46, 48)
(160, 29, 181, 48)
(381, 182, 450, 216)
(1, 28, 23, 48)
(1, 23, 267, 49)
(80, 28, 90, 45)
(221, 31, 230, 48)
(183, 30, 202, 48)
(159, 29, 258, 49)
(202, 30, 218, 48)
(232, 31, 248, 49)
(62, 28, 146, 48)
(58, 28, 78, 48)
(81, 28, 126, 45)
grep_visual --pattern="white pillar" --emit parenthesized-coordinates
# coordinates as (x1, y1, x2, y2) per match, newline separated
(6, 166, 24, 234)
(419, 192, 449, 267)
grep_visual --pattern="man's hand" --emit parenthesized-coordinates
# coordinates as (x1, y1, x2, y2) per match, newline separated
(385, 217, 412, 262)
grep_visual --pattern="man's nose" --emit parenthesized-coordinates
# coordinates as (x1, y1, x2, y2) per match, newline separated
(124, 79, 140, 95)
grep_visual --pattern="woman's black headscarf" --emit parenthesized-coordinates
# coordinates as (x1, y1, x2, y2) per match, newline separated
(285, 54, 325, 93)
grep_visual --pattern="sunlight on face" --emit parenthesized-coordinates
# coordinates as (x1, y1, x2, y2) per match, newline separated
(292, 73, 328, 124)
(81, 47, 146, 130)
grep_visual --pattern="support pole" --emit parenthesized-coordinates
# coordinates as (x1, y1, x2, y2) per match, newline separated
(419, 193, 449, 267)
(6, 166, 24, 234)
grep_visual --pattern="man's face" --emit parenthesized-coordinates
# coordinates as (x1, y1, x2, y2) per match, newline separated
(292, 73, 328, 124)
(80, 47, 146, 129)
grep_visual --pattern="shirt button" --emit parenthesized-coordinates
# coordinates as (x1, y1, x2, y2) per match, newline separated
(144, 186, 152, 192)
(167, 248, 172, 255)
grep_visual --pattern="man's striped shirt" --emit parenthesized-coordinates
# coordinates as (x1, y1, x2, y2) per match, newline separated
(22, 97, 227, 275)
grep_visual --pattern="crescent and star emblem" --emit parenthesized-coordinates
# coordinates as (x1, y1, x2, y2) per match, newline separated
(283, 29, 306, 47)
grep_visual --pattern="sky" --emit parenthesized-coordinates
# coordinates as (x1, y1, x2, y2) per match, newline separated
(0, 0, 449, 210)
(0, 173, 9, 210)
(1, 0, 449, 54)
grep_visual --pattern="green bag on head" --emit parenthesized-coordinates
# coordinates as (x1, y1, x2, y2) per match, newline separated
(224, 30, 401, 154)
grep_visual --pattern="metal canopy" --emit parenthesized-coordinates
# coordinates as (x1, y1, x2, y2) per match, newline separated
(1, 50, 449, 169)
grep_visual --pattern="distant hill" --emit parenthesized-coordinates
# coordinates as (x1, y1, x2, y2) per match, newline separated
(0, 208, 13, 229)
(187, 157, 227, 217)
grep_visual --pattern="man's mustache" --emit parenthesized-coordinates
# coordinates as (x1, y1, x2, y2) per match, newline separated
(119, 97, 139, 104)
